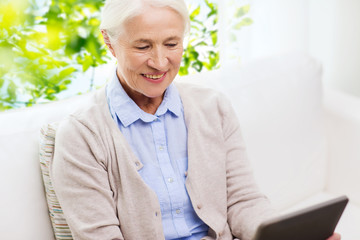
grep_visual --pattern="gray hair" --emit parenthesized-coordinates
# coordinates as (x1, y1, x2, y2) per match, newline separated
(100, 0, 190, 42)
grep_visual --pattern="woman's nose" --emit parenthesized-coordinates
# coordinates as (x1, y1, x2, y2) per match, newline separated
(148, 48, 169, 70)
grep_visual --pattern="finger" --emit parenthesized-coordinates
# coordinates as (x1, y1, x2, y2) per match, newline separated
(327, 233, 341, 240)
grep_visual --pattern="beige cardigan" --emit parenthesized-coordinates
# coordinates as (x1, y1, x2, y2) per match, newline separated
(51, 82, 274, 240)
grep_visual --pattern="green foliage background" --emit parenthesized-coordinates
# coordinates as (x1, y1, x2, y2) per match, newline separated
(0, 0, 252, 110)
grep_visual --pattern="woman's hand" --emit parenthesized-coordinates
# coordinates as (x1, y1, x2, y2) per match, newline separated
(327, 233, 341, 240)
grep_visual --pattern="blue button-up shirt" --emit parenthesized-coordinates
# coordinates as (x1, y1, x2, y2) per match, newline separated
(106, 72, 208, 240)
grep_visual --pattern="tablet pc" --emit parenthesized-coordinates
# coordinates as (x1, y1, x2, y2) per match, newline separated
(252, 195, 348, 240)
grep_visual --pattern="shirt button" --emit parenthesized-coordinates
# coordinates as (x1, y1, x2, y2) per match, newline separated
(175, 209, 181, 214)
(159, 146, 164, 151)
(167, 177, 174, 183)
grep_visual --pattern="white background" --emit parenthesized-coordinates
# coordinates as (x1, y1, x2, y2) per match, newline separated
(219, 0, 360, 97)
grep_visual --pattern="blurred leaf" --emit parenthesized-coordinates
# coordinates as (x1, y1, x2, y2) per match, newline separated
(190, 6, 200, 21)
(235, 5, 250, 18)
(194, 41, 208, 47)
(234, 17, 253, 30)
(66, 35, 87, 54)
(58, 67, 76, 79)
(80, 54, 94, 72)
(58, 84, 67, 91)
(7, 81, 17, 100)
(63, 79, 72, 85)
(192, 61, 203, 72)
(88, 18, 100, 26)
(230, 33, 237, 42)
(46, 88, 56, 95)
(179, 66, 189, 76)
(204, 0, 215, 11)
(210, 30, 218, 45)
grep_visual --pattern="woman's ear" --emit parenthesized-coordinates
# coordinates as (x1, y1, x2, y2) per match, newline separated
(101, 30, 116, 57)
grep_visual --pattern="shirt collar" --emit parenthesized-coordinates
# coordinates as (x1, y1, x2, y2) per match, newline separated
(106, 70, 182, 127)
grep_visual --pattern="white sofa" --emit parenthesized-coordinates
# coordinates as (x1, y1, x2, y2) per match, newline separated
(1, 54, 359, 239)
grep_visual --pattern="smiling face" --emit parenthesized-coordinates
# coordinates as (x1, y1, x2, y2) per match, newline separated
(103, 6, 185, 108)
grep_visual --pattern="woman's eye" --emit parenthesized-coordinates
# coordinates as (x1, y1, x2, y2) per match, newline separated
(166, 43, 178, 47)
(136, 46, 149, 50)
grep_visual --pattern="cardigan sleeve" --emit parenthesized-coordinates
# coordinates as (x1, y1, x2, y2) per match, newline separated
(50, 116, 124, 240)
(219, 95, 276, 240)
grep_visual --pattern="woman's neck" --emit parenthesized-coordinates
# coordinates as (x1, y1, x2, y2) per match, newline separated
(119, 79, 163, 115)
(132, 96, 163, 115)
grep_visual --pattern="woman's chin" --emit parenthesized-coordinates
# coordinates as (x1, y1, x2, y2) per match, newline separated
(140, 84, 170, 99)
(143, 90, 166, 99)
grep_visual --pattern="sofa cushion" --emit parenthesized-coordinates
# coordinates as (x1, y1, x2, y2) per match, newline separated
(0, 93, 93, 240)
(39, 123, 72, 240)
(223, 55, 327, 210)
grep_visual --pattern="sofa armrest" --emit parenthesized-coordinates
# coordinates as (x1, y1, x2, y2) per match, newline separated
(323, 87, 360, 205)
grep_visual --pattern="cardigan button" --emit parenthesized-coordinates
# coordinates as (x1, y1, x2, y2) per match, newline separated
(197, 204, 202, 209)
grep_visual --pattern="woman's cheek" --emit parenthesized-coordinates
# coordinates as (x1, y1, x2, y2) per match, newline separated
(173, 49, 184, 65)
(129, 53, 149, 68)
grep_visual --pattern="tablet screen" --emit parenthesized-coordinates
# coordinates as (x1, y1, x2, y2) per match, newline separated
(252, 195, 348, 240)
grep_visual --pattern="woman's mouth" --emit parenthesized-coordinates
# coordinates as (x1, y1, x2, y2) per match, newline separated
(141, 72, 167, 83)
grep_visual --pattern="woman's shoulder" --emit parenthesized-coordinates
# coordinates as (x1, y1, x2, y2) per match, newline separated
(174, 81, 232, 110)
(174, 81, 237, 127)
(175, 81, 227, 102)
(57, 88, 111, 135)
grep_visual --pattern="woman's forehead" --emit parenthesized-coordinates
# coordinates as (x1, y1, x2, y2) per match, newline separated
(122, 8, 185, 42)
(134, 36, 182, 43)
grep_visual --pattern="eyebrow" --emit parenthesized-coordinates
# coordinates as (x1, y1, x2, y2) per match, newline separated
(133, 36, 182, 44)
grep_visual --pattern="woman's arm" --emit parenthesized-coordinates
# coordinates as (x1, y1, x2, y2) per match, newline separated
(51, 117, 124, 240)
(219, 95, 275, 240)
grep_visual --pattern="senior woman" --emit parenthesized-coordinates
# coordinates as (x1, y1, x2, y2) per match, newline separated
(51, 0, 341, 240)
